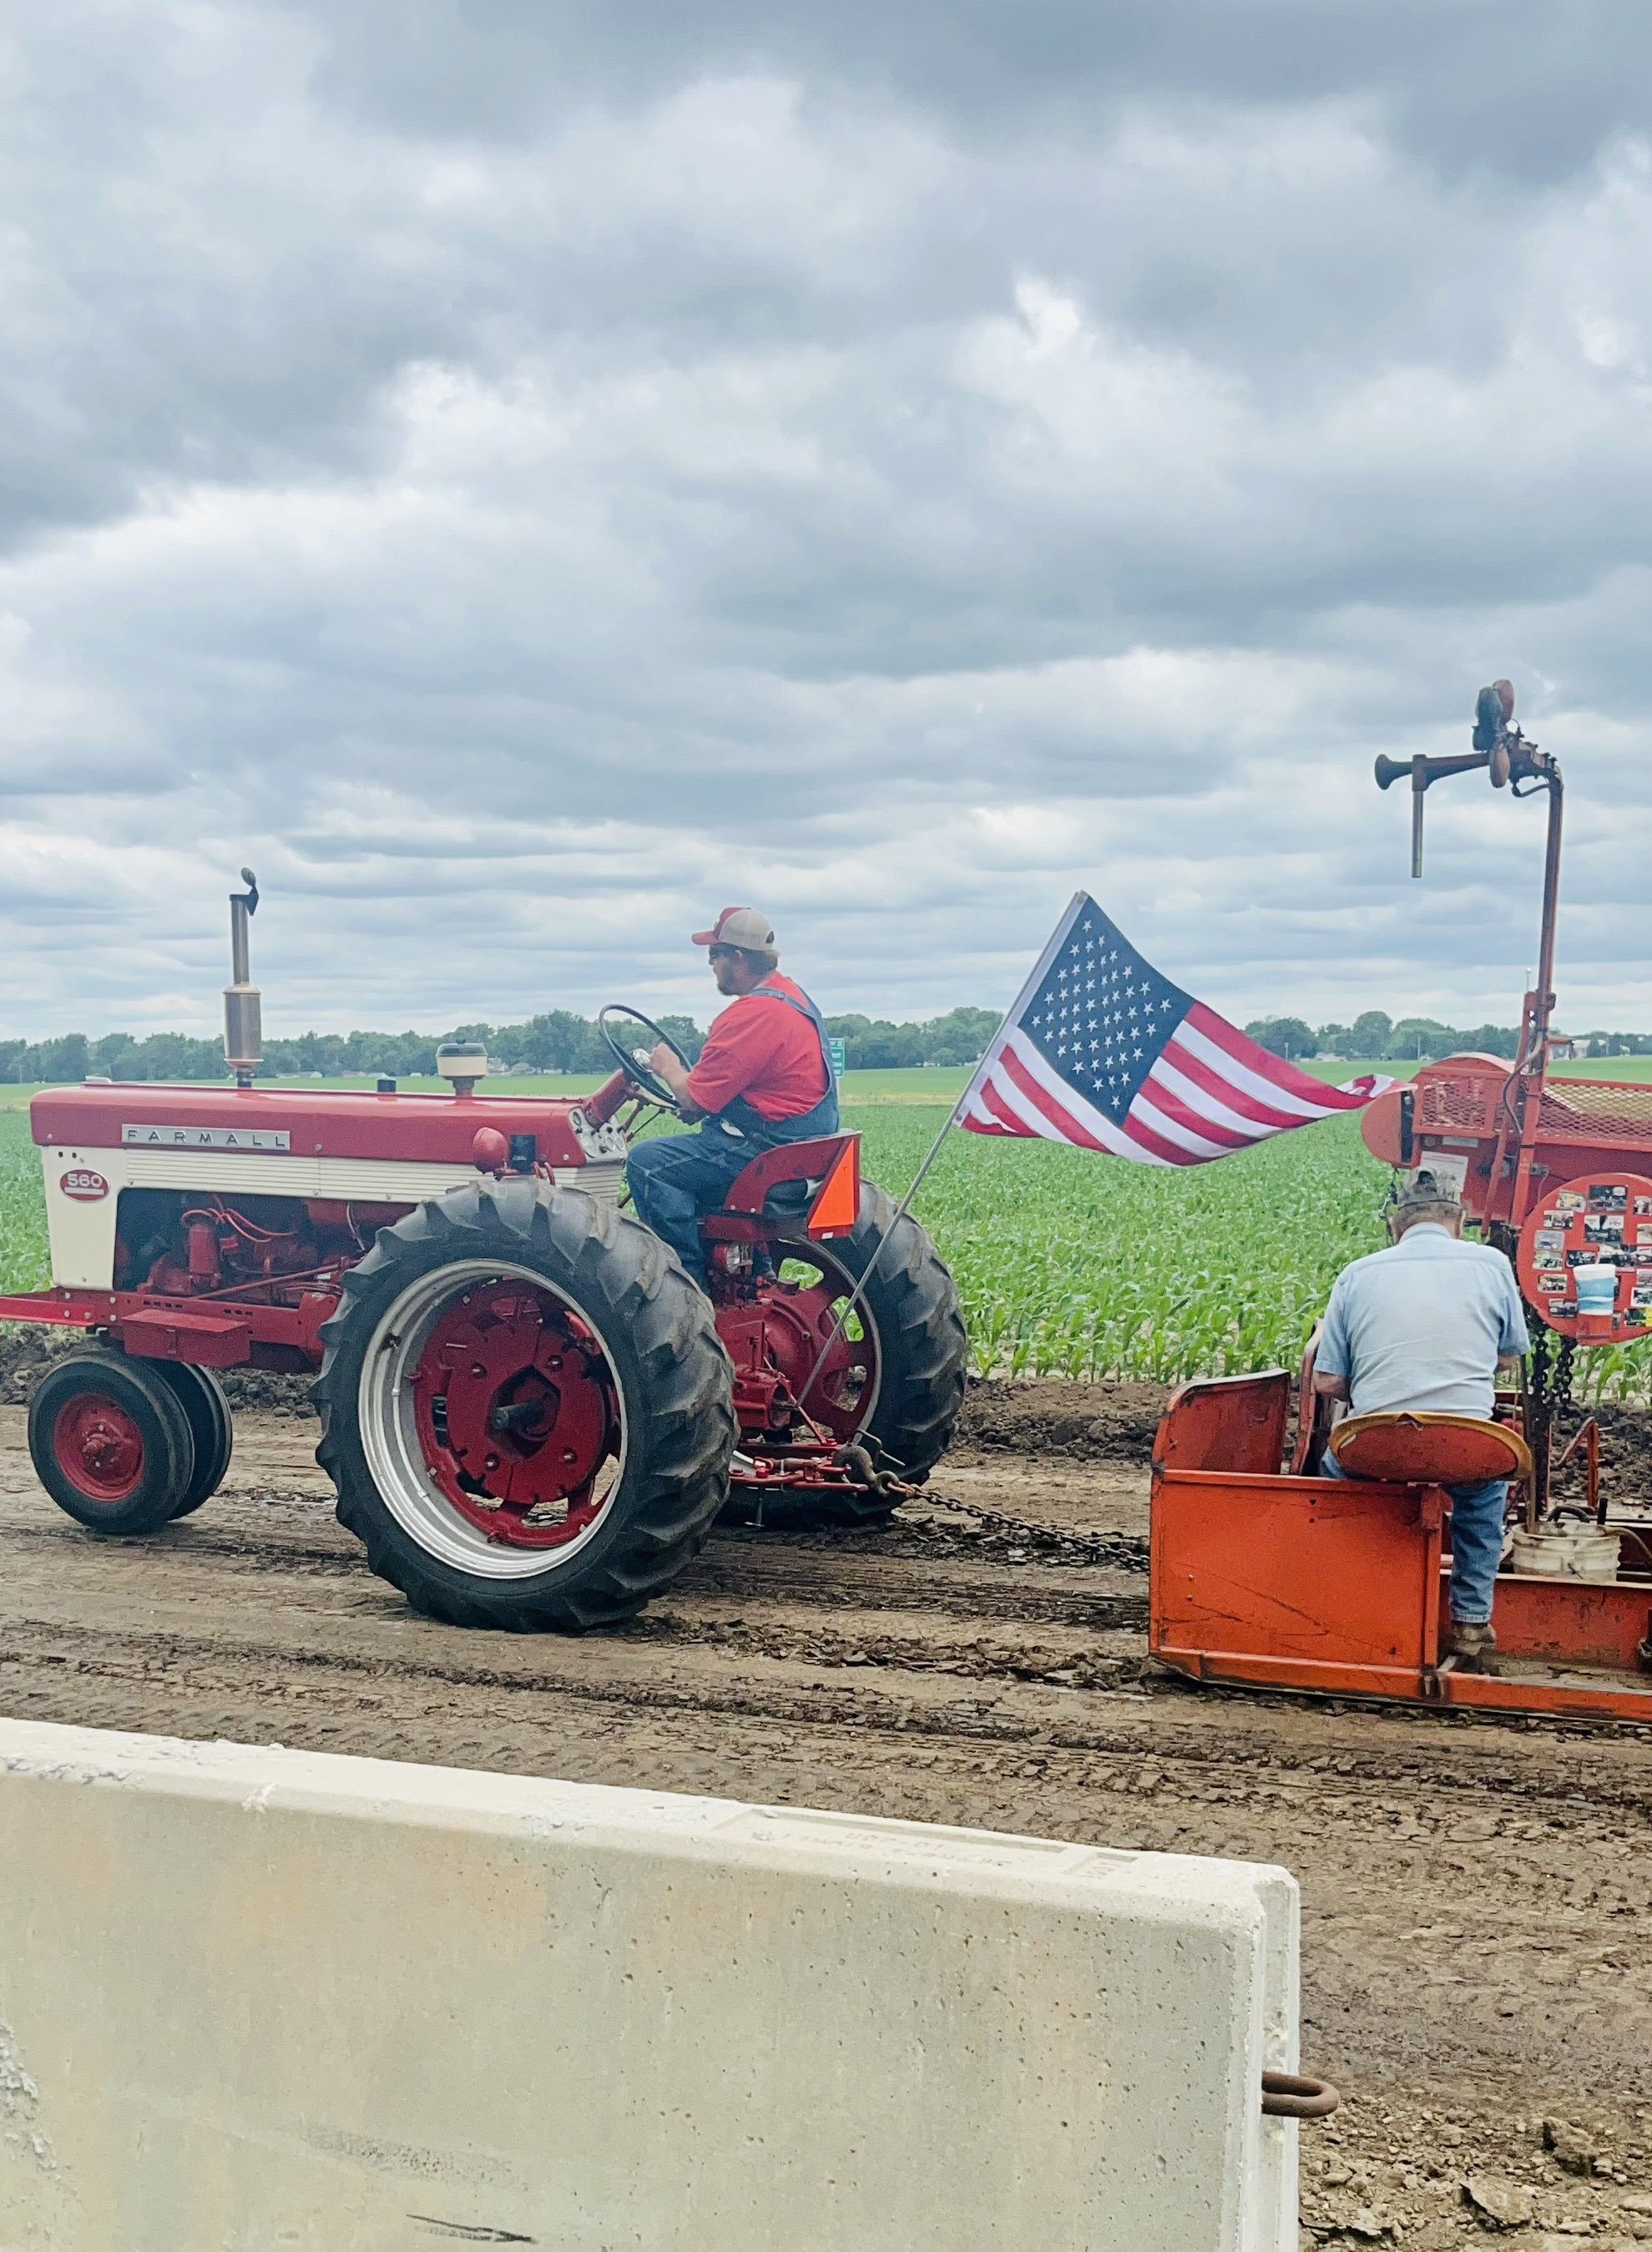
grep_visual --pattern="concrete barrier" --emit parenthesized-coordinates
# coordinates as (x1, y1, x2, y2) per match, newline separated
(0, 1719, 1301, 2249)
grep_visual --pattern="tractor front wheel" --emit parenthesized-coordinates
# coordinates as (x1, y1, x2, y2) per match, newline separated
(315, 1177, 735, 1631)
(153, 1363, 235, 1517)
(28, 1349, 196, 1535)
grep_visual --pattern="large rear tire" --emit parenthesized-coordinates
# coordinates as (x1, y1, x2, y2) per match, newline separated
(315, 1176, 734, 1630)
(28, 1348, 196, 1536)
(757, 1183, 967, 1525)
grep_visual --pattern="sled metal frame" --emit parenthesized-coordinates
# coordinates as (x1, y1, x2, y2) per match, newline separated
(1149, 1374, 1652, 1725)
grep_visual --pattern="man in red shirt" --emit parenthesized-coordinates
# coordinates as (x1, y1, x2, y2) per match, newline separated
(626, 906, 840, 1286)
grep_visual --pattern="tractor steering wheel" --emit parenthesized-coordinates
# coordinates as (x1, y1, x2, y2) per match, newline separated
(598, 1005, 691, 1112)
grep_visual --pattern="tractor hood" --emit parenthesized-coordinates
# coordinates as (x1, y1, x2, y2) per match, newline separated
(30, 1082, 599, 1171)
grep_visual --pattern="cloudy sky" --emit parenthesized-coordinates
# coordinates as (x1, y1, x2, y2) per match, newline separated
(4, 1, 1652, 1042)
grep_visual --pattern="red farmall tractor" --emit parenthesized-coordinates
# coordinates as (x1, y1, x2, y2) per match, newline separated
(7, 884, 967, 1629)
(1149, 684, 1652, 1721)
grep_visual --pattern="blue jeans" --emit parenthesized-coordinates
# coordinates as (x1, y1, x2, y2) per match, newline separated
(1323, 1455, 1509, 1624)
(626, 1126, 753, 1285)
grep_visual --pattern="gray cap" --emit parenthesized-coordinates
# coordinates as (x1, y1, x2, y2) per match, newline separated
(1390, 1168, 1463, 1219)
(691, 906, 776, 951)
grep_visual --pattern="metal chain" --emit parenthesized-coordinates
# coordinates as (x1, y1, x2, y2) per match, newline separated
(793, 1421, 1149, 1569)
(1523, 1319, 1577, 1517)
(1553, 1335, 1575, 1416)
(1520, 1315, 1551, 1521)
(913, 1487, 1148, 1571)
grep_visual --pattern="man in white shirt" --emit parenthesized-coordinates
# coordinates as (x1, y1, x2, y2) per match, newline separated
(1314, 1170, 1530, 1671)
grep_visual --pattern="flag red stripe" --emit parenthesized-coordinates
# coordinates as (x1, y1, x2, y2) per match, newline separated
(1185, 1002, 1357, 1111)
(1156, 1036, 1311, 1134)
(1138, 1068, 1258, 1152)
(978, 1077, 1032, 1137)
(998, 1047, 1112, 1150)
(957, 1078, 1011, 1134)
(1117, 1104, 1205, 1166)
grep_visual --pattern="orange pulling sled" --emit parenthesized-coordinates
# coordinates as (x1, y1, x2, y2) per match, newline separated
(1149, 1373, 1652, 1724)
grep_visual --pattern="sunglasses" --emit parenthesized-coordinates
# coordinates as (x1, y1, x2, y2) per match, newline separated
(707, 944, 740, 961)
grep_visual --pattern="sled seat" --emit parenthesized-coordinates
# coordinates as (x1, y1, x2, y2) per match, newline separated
(1326, 1411, 1532, 1487)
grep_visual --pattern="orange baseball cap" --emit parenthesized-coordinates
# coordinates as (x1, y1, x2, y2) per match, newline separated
(691, 906, 776, 949)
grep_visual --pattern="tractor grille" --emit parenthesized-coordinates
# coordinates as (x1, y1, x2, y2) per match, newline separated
(1537, 1078, 1652, 1147)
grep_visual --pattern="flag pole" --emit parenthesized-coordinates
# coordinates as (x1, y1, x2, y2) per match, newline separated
(798, 893, 1086, 1416)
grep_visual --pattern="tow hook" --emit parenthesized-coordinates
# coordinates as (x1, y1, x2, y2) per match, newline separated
(1261, 2071, 1340, 2120)
(831, 1441, 916, 1500)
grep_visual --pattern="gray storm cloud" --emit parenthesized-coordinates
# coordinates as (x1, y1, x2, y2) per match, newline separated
(1, 1, 1649, 1039)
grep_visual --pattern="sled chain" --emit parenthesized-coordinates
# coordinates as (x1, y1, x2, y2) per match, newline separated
(916, 1487, 1149, 1572)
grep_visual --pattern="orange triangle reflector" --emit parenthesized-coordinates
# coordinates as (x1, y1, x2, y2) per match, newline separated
(807, 1137, 861, 1235)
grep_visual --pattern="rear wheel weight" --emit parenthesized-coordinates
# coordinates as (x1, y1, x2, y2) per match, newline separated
(315, 1178, 735, 1630)
(28, 1349, 197, 1536)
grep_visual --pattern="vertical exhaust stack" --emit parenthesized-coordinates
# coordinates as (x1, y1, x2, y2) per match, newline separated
(224, 868, 262, 1090)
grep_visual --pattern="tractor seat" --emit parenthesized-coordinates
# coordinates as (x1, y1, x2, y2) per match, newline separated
(1326, 1411, 1533, 1487)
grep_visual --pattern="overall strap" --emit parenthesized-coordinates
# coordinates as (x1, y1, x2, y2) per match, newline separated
(750, 982, 833, 1083)
(713, 982, 840, 1145)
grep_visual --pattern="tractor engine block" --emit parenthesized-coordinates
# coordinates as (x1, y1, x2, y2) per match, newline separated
(114, 1192, 410, 1306)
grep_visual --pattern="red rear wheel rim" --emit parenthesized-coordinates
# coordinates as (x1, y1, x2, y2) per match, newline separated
(411, 1279, 622, 1549)
(53, 1393, 145, 1504)
(761, 1250, 881, 1444)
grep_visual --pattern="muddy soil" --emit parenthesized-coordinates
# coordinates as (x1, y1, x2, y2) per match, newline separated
(957, 1374, 1174, 1461)
(3, 1384, 1652, 2246)
(1553, 1400, 1652, 1503)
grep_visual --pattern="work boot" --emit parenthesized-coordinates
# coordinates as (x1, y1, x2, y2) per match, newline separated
(1446, 1618, 1498, 1674)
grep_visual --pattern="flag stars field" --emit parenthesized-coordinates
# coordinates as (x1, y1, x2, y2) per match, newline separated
(960, 896, 1392, 1163)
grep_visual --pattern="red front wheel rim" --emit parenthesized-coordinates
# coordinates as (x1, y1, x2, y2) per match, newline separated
(53, 1393, 146, 1505)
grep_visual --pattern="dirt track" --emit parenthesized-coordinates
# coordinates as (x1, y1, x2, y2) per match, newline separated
(3, 1391, 1651, 2249)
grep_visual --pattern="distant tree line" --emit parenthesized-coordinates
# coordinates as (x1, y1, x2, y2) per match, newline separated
(0, 1004, 1006, 1083)
(17, 1001, 1646, 1085)
(821, 1007, 1002, 1070)
(1243, 1010, 1652, 1064)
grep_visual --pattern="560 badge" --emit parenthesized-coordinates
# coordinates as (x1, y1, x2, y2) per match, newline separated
(58, 1169, 109, 1202)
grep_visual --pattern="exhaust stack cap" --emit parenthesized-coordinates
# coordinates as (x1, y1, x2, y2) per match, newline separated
(225, 868, 263, 1090)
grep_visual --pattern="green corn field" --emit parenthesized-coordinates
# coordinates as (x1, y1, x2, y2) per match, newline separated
(857, 1105, 1652, 1402)
(3, 1096, 1649, 1400)
(0, 1112, 49, 1297)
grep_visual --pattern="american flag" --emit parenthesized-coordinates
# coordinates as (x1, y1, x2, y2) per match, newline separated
(959, 893, 1392, 1167)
